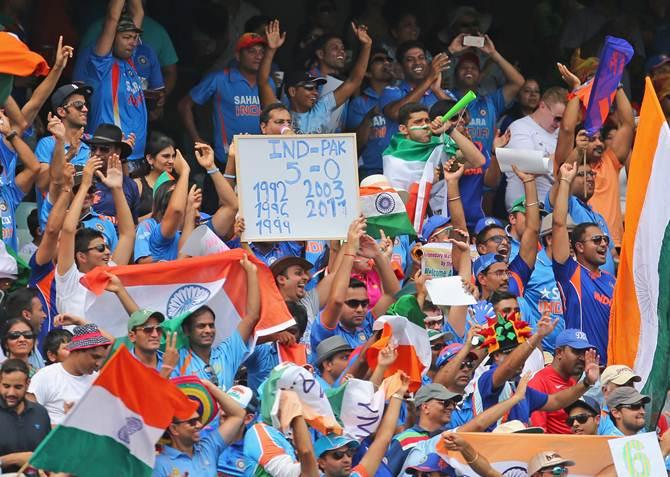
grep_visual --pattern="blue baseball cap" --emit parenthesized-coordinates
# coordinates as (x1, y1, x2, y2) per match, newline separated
(565, 395, 601, 416)
(646, 54, 670, 74)
(314, 434, 359, 457)
(473, 253, 506, 277)
(420, 215, 451, 242)
(474, 216, 504, 235)
(406, 453, 450, 473)
(555, 328, 594, 350)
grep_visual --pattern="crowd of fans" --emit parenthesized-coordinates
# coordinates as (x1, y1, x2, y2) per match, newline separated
(2, 0, 670, 476)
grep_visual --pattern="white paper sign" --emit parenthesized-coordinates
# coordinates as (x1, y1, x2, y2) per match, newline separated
(181, 224, 230, 257)
(496, 148, 553, 174)
(608, 432, 666, 477)
(235, 134, 360, 241)
(425, 276, 477, 306)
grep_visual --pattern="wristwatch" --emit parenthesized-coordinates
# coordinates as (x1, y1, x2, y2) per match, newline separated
(580, 376, 594, 388)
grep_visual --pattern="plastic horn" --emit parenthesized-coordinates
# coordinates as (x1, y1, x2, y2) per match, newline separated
(441, 90, 477, 122)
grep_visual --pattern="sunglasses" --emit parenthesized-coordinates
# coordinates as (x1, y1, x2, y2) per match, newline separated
(583, 235, 610, 246)
(174, 417, 200, 427)
(619, 403, 645, 411)
(542, 467, 568, 476)
(344, 299, 369, 309)
(460, 359, 475, 370)
(566, 413, 593, 425)
(86, 243, 110, 253)
(327, 448, 356, 460)
(434, 398, 459, 409)
(576, 171, 596, 177)
(135, 325, 163, 335)
(63, 100, 87, 111)
(484, 235, 510, 245)
(203, 364, 219, 387)
(7, 330, 36, 340)
(298, 83, 317, 91)
(90, 144, 112, 154)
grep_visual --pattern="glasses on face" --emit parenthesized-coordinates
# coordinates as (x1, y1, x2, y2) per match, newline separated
(541, 467, 568, 476)
(63, 100, 87, 111)
(576, 170, 596, 178)
(431, 343, 444, 351)
(344, 299, 369, 309)
(486, 269, 511, 278)
(460, 359, 475, 370)
(566, 413, 593, 426)
(328, 448, 356, 460)
(547, 105, 563, 123)
(619, 402, 645, 411)
(7, 330, 36, 340)
(203, 364, 219, 387)
(484, 235, 510, 246)
(87, 243, 110, 253)
(135, 325, 163, 336)
(434, 398, 459, 409)
(91, 144, 112, 154)
(174, 417, 201, 427)
(584, 235, 610, 246)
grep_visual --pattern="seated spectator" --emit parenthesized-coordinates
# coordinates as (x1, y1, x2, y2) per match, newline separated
(498, 78, 541, 133)
(605, 387, 649, 437)
(598, 365, 642, 435)
(28, 324, 111, 425)
(565, 397, 601, 435)
(259, 20, 372, 134)
(0, 359, 50, 474)
(134, 131, 176, 221)
(3, 288, 47, 351)
(0, 317, 40, 376)
(527, 451, 575, 477)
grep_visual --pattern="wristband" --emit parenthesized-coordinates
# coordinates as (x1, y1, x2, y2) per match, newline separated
(5, 130, 17, 141)
(580, 376, 594, 388)
(525, 201, 539, 207)
(465, 452, 480, 465)
(447, 195, 462, 202)
(223, 173, 236, 179)
(207, 168, 220, 175)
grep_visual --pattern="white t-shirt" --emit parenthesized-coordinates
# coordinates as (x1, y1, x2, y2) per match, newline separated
(504, 115, 558, 209)
(28, 363, 97, 425)
(55, 262, 86, 318)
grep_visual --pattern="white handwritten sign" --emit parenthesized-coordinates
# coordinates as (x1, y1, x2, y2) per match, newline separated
(235, 134, 359, 241)
(608, 432, 666, 477)
(181, 225, 230, 257)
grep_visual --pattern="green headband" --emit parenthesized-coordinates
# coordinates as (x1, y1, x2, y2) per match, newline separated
(153, 171, 174, 199)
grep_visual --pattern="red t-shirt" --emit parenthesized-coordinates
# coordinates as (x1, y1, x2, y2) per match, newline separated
(529, 366, 576, 434)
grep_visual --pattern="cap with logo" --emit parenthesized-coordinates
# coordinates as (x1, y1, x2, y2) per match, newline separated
(226, 385, 259, 413)
(406, 453, 450, 474)
(414, 383, 461, 405)
(527, 451, 575, 476)
(435, 343, 477, 369)
(474, 216, 503, 236)
(127, 309, 165, 332)
(565, 396, 601, 416)
(313, 434, 359, 457)
(600, 365, 641, 386)
(554, 328, 594, 350)
(606, 387, 650, 409)
(420, 215, 452, 242)
(51, 82, 94, 111)
(473, 253, 506, 278)
(284, 71, 327, 92)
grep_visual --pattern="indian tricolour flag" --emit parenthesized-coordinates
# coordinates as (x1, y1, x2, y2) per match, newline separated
(29, 345, 197, 477)
(360, 186, 415, 239)
(383, 134, 447, 232)
(609, 77, 670, 428)
(80, 249, 294, 343)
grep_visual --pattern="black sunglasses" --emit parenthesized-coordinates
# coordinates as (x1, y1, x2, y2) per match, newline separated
(566, 413, 594, 425)
(582, 234, 610, 246)
(344, 299, 369, 309)
(63, 100, 87, 111)
(86, 243, 110, 253)
(460, 359, 475, 370)
(299, 83, 317, 91)
(134, 325, 163, 335)
(174, 417, 200, 427)
(204, 364, 219, 387)
(328, 448, 356, 460)
(619, 403, 645, 411)
(7, 330, 36, 340)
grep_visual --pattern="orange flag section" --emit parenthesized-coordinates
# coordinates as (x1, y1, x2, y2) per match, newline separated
(0, 32, 49, 76)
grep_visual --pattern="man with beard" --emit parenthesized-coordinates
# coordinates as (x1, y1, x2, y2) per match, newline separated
(529, 329, 596, 433)
(552, 162, 614, 362)
(606, 387, 650, 437)
(0, 359, 50, 473)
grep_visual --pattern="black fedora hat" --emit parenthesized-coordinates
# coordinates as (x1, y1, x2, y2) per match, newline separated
(83, 123, 133, 158)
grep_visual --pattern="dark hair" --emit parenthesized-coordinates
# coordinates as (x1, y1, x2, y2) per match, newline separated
(312, 33, 342, 55)
(260, 102, 290, 126)
(395, 40, 425, 63)
(286, 301, 308, 340)
(151, 178, 176, 222)
(145, 131, 175, 158)
(1, 317, 34, 356)
(244, 14, 272, 34)
(398, 102, 429, 126)
(43, 329, 73, 365)
(74, 228, 105, 257)
(475, 225, 505, 245)
(0, 358, 30, 378)
(601, 122, 618, 142)
(182, 305, 216, 332)
(570, 222, 599, 249)
(489, 290, 517, 308)
(429, 99, 457, 120)
(348, 277, 367, 290)
(27, 208, 40, 238)
(4, 288, 38, 321)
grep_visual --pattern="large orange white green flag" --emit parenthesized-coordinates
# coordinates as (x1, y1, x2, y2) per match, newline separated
(29, 345, 197, 476)
(609, 77, 670, 427)
(81, 249, 294, 343)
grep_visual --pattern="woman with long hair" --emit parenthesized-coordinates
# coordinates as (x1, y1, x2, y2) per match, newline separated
(1, 317, 38, 376)
(133, 131, 176, 221)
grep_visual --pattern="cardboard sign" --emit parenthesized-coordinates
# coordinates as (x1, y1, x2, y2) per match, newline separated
(421, 243, 454, 278)
(425, 276, 477, 306)
(608, 432, 666, 477)
(181, 224, 230, 257)
(496, 148, 553, 175)
(235, 134, 359, 241)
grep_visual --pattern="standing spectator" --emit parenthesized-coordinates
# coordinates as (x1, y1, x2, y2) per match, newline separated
(529, 329, 596, 434)
(0, 359, 50, 474)
(347, 48, 393, 178)
(551, 162, 615, 362)
(76, 0, 148, 168)
(27, 324, 111, 425)
(179, 32, 268, 165)
(309, 33, 349, 132)
(259, 20, 372, 135)
(133, 131, 176, 221)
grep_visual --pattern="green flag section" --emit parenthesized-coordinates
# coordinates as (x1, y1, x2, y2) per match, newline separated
(29, 346, 197, 476)
(360, 186, 416, 239)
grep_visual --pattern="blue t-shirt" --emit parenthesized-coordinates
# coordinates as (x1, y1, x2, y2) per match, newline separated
(0, 175, 23, 253)
(91, 175, 139, 219)
(244, 343, 279, 393)
(553, 257, 615, 363)
(507, 253, 533, 297)
(128, 44, 164, 91)
(189, 67, 265, 163)
(522, 248, 565, 352)
(218, 438, 253, 476)
(463, 88, 507, 158)
(292, 91, 337, 134)
(346, 86, 387, 175)
(248, 241, 303, 267)
(134, 217, 180, 262)
(35, 136, 91, 166)
(310, 311, 375, 351)
(153, 429, 227, 477)
(28, 254, 58, 346)
(74, 49, 147, 160)
(172, 330, 249, 390)
(474, 365, 548, 431)
(544, 192, 616, 275)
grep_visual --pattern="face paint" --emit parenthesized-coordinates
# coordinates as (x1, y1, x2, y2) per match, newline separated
(409, 125, 430, 130)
